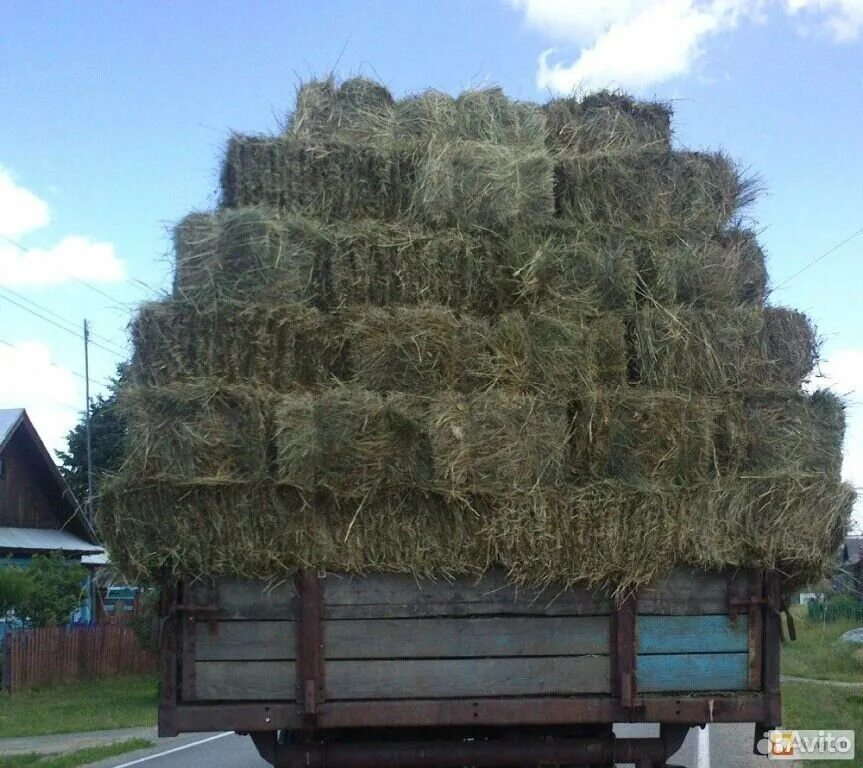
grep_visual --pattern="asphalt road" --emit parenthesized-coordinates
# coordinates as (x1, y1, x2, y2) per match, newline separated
(88, 724, 778, 768)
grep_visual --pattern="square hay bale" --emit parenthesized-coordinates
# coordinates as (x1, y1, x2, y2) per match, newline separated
(570, 388, 723, 483)
(414, 140, 554, 227)
(510, 223, 637, 310)
(554, 150, 756, 234)
(220, 134, 417, 217)
(739, 390, 845, 476)
(630, 306, 762, 391)
(289, 76, 397, 143)
(759, 306, 818, 387)
(347, 306, 491, 394)
(428, 391, 570, 494)
(544, 91, 672, 153)
(637, 228, 768, 307)
(479, 308, 626, 394)
(631, 306, 817, 391)
(172, 208, 292, 298)
(130, 300, 343, 389)
(274, 388, 433, 495)
(119, 383, 271, 482)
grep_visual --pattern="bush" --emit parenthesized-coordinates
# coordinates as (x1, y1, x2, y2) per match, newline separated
(807, 594, 863, 623)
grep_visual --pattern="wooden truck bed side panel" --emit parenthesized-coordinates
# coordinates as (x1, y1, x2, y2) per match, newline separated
(182, 567, 756, 702)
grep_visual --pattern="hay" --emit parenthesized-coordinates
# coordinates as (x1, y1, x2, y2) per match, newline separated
(118, 383, 271, 482)
(571, 388, 723, 484)
(221, 135, 418, 217)
(738, 390, 845, 476)
(98, 473, 854, 591)
(636, 228, 768, 307)
(131, 300, 627, 396)
(630, 305, 817, 391)
(290, 78, 547, 146)
(103, 76, 851, 594)
(171, 209, 637, 312)
(544, 90, 672, 153)
(554, 150, 757, 234)
(413, 140, 554, 226)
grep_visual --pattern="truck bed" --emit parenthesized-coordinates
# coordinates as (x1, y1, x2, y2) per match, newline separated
(159, 567, 781, 737)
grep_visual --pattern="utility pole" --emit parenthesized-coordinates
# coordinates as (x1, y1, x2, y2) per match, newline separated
(83, 319, 94, 524)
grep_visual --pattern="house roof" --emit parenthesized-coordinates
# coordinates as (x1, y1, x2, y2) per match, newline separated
(0, 526, 103, 555)
(0, 408, 25, 452)
(0, 408, 97, 545)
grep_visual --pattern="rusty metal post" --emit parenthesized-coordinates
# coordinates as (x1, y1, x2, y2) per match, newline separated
(158, 583, 179, 737)
(762, 572, 782, 728)
(296, 570, 324, 720)
(614, 593, 637, 710)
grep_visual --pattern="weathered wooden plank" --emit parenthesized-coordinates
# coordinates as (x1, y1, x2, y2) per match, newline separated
(193, 621, 296, 661)
(637, 615, 749, 654)
(637, 568, 750, 615)
(322, 571, 610, 617)
(211, 581, 298, 620)
(195, 661, 296, 700)
(325, 616, 610, 658)
(327, 656, 611, 699)
(637, 653, 749, 692)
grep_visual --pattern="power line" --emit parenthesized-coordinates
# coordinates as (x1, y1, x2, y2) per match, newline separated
(0, 284, 123, 352)
(771, 226, 863, 292)
(0, 337, 116, 388)
(1, 233, 162, 298)
(0, 285, 122, 346)
(0, 292, 125, 358)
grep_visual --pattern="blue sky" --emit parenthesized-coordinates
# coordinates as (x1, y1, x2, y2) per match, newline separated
(0, 1, 860, 524)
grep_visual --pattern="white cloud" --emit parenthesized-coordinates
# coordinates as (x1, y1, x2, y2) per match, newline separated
(0, 341, 80, 458)
(785, 0, 863, 41)
(0, 166, 124, 286)
(0, 168, 50, 240)
(511, 0, 861, 92)
(0, 236, 124, 286)
(809, 348, 863, 529)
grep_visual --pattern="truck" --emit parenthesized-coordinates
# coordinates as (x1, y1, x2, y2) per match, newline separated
(157, 565, 785, 767)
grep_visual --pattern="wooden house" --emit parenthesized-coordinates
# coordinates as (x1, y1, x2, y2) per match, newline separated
(0, 408, 103, 635)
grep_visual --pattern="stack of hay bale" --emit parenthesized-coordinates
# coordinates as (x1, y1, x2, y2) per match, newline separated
(101, 78, 854, 593)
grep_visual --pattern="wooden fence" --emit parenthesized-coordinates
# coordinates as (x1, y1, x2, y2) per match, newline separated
(2, 624, 156, 692)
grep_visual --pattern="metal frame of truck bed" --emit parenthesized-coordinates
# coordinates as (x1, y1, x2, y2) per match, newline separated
(158, 569, 782, 767)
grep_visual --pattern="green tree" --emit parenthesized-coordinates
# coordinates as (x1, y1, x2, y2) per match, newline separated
(58, 364, 127, 507)
(17, 553, 87, 627)
(0, 565, 31, 618)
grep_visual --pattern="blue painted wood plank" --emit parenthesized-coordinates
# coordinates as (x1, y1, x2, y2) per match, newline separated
(637, 614, 749, 654)
(637, 653, 749, 692)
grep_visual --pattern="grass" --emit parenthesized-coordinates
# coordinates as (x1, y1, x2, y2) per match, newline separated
(0, 739, 153, 768)
(781, 683, 862, 766)
(782, 604, 863, 683)
(779, 604, 863, 766)
(0, 676, 156, 739)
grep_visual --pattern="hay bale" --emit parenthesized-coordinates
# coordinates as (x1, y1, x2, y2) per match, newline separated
(630, 305, 817, 391)
(220, 134, 417, 217)
(740, 390, 845, 476)
(119, 383, 271, 482)
(637, 228, 768, 307)
(274, 388, 433, 495)
(554, 150, 756, 234)
(429, 391, 570, 494)
(760, 306, 818, 386)
(290, 77, 396, 142)
(571, 389, 723, 484)
(544, 90, 672, 153)
(130, 300, 343, 389)
(414, 140, 554, 226)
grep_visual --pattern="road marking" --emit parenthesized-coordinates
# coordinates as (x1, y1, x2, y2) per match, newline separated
(109, 732, 233, 767)
(696, 724, 711, 768)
